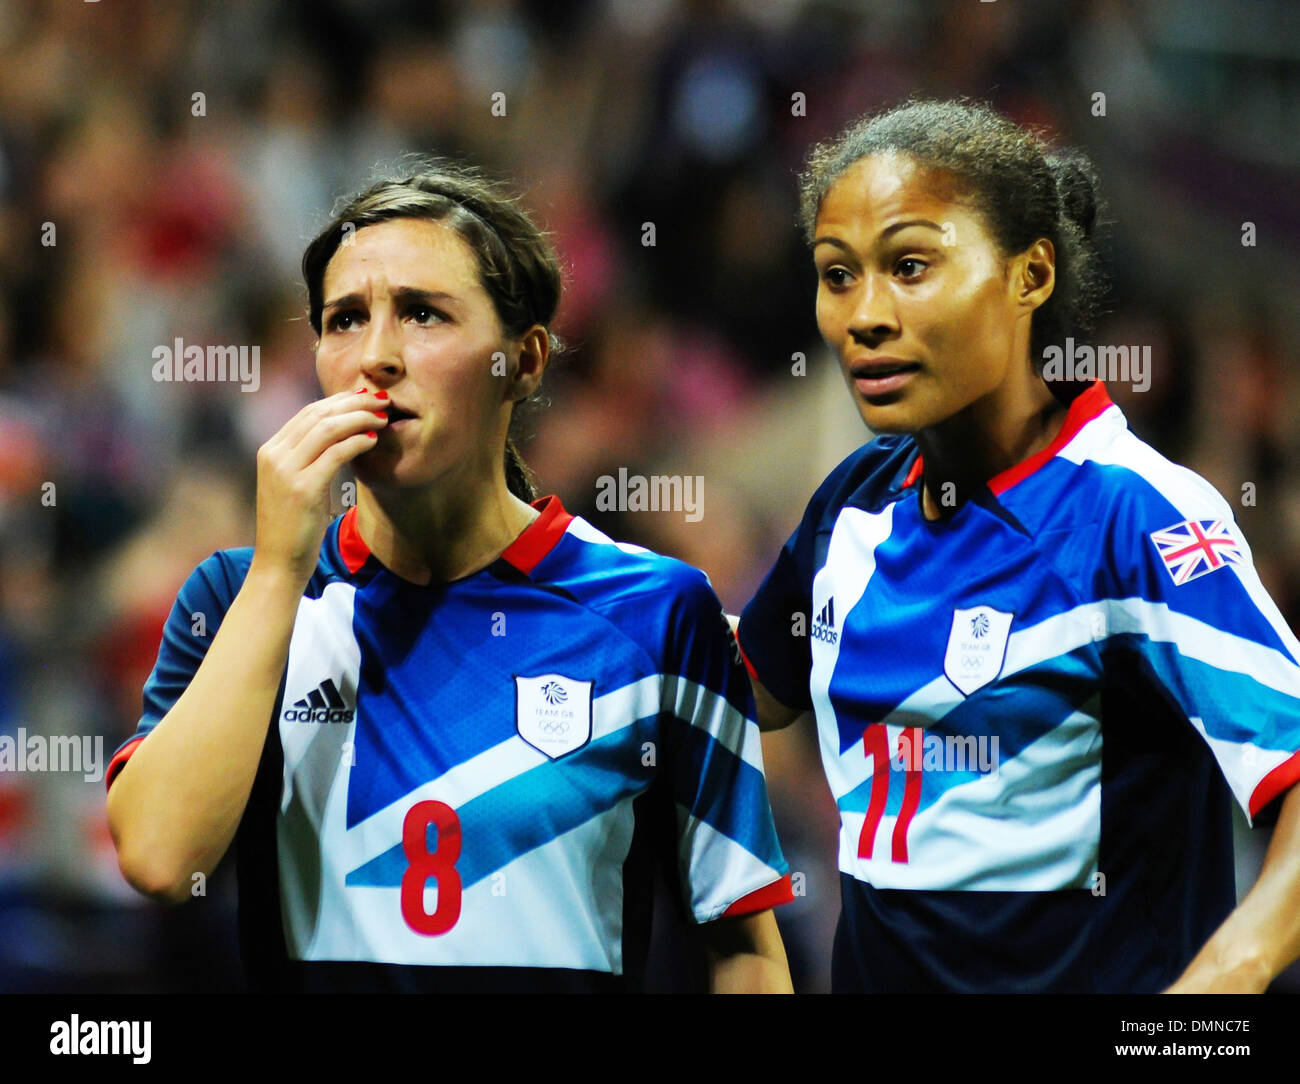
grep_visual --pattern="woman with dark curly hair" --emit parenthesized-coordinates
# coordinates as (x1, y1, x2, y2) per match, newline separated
(737, 99, 1300, 993)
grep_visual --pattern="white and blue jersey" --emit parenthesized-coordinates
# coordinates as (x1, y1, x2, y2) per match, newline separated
(109, 496, 793, 992)
(739, 381, 1300, 992)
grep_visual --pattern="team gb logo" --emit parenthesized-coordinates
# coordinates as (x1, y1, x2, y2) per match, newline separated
(515, 674, 593, 759)
(943, 606, 1014, 697)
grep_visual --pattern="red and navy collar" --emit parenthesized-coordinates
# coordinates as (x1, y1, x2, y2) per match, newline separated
(500, 495, 573, 574)
(336, 494, 574, 578)
(901, 380, 1115, 496)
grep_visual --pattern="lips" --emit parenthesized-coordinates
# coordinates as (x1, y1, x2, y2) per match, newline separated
(383, 404, 417, 424)
(850, 358, 920, 379)
(850, 357, 921, 398)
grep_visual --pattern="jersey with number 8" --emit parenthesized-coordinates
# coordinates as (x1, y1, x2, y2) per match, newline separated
(109, 496, 793, 992)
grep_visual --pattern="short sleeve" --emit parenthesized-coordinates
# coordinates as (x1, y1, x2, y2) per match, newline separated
(105, 550, 252, 791)
(737, 460, 852, 712)
(1104, 490, 1300, 824)
(659, 567, 794, 923)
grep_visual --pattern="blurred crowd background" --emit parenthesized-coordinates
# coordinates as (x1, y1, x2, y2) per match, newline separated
(0, 0, 1297, 993)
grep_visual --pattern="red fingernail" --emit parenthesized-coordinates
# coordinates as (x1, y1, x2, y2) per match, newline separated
(355, 386, 367, 393)
(374, 390, 388, 400)
(373, 411, 387, 418)
(366, 430, 377, 438)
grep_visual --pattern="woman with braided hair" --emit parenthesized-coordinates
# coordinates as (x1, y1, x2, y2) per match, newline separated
(107, 159, 794, 993)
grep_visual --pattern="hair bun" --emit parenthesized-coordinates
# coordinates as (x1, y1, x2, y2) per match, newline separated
(1047, 150, 1099, 242)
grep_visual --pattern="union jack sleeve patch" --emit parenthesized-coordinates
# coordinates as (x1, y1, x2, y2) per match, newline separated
(1149, 518, 1245, 586)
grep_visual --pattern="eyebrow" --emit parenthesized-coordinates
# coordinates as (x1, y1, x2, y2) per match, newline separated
(322, 287, 460, 312)
(813, 218, 945, 251)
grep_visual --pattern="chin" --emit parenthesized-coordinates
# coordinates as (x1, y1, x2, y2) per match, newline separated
(856, 400, 922, 436)
(352, 451, 431, 492)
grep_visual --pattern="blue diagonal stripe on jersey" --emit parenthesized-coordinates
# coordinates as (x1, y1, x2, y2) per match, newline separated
(834, 645, 1098, 759)
(658, 713, 783, 862)
(344, 716, 776, 888)
(1116, 634, 1300, 751)
(836, 649, 1099, 816)
(345, 721, 652, 888)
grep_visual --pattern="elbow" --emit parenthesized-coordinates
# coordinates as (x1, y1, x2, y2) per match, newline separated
(700, 910, 794, 993)
(108, 805, 197, 906)
(115, 846, 196, 906)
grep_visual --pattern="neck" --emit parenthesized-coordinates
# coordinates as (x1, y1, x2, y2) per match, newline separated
(354, 468, 537, 585)
(915, 375, 1066, 522)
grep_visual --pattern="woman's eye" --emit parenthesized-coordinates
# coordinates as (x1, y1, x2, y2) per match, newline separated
(895, 257, 927, 279)
(821, 267, 852, 288)
(327, 311, 360, 332)
(408, 305, 441, 325)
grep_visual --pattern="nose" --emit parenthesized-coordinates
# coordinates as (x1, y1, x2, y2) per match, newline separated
(358, 306, 404, 383)
(848, 272, 900, 346)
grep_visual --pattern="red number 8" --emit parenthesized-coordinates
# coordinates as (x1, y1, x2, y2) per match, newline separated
(400, 800, 463, 935)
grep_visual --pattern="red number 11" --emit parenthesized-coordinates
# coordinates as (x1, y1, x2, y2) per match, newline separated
(857, 724, 923, 863)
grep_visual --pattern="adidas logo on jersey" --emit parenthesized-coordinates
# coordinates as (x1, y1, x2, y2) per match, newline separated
(283, 677, 355, 723)
(811, 598, 838, 644)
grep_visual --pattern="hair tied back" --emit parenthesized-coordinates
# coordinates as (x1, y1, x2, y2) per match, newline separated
(1046, 150, 1100, 243)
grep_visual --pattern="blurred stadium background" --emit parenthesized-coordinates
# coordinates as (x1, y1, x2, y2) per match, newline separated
(0, 0, 1297, 992)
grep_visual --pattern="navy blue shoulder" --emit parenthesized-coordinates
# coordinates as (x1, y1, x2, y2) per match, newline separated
(188, 546, 254, 612)
(184, 517, 362, 614)
(806, 435, 919, 524)
(540, 522, 727, 676)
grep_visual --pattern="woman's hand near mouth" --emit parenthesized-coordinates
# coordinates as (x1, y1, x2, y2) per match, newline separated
(250, 387, 389, 590)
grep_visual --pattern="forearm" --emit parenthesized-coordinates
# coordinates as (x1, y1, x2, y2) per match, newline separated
(1168, 784, 1300, 992)
(107, 562, 304, 902)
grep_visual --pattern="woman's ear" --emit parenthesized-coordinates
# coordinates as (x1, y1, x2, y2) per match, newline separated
(508, 325, 550, 403)
(1017, 238, 1056, 313)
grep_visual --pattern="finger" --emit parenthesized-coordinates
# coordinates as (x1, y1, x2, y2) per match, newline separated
(278, 388, 386, 452)
(280, 402, 388, 472)
(261, 391, 357, 458)
(273, 389, 385, 453)
(300, 427, 381, 486)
